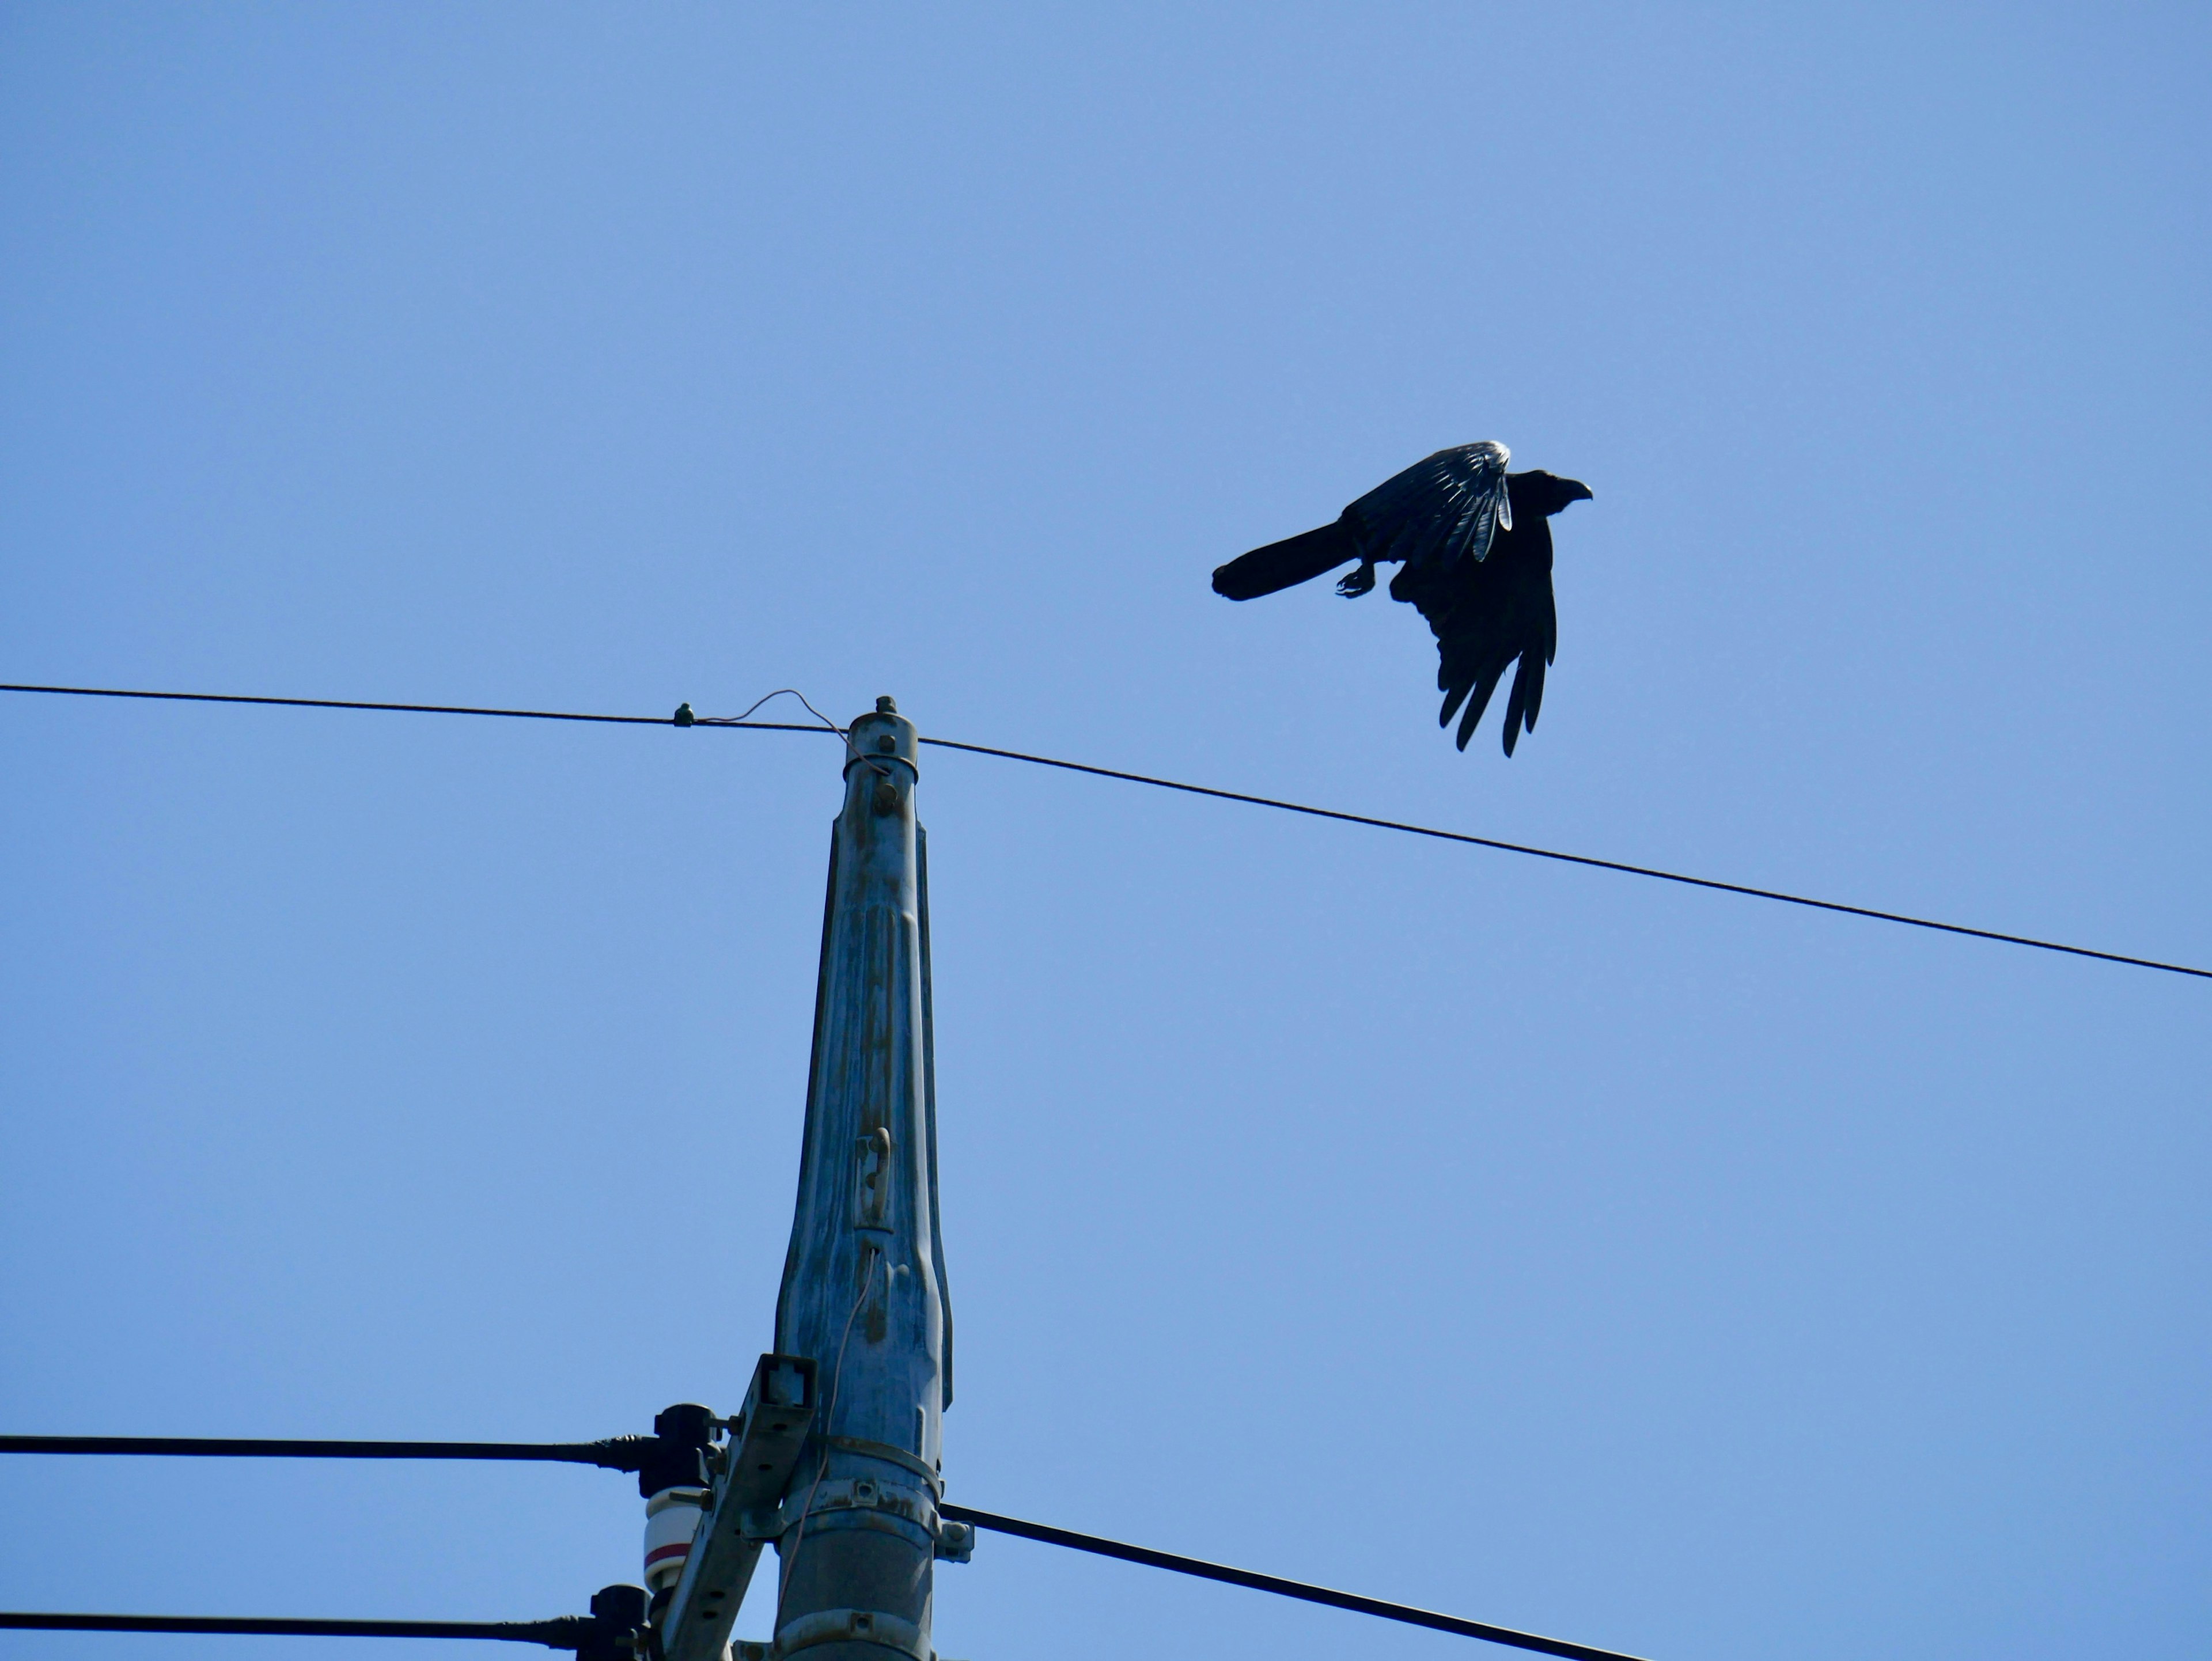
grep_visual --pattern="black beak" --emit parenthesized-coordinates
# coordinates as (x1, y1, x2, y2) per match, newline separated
(1566, 480, 1594, 503)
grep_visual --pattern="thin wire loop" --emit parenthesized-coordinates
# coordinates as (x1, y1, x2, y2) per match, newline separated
(711, 688, 846, 730)
(699, 688, 890, 778)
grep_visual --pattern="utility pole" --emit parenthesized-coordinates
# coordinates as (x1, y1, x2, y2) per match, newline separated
(649, 696, 964, 1661)
(769, 695, 960, 1661)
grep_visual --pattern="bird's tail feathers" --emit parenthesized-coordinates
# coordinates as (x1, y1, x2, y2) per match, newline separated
(1211, 517, 1360, 601)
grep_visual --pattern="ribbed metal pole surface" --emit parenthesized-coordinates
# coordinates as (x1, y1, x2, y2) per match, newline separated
(772, 699, 951, 1661)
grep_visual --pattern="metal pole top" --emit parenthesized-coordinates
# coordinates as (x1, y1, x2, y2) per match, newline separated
(844, 696, 917, 779)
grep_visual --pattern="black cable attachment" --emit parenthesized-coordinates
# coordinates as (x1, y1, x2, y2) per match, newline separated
(940, 1504, 1652, 1661)
(638, 1404, 717, 1499)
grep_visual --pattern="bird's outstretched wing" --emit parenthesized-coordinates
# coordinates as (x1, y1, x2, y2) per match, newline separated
(1393, 519, 1558, 756)
(1346, 441, 1513, 572)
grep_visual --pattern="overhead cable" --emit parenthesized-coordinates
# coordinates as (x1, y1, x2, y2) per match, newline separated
(0, 681, 794, 731)
(5, 680, 2203, 983)
(0, 1435, 1653, 1660)
(0, 1434, 651, 1470)
(913, 733, 2210, 979)
(0, 1612, 588, 1646)
(940, 1504, 1650, 1661)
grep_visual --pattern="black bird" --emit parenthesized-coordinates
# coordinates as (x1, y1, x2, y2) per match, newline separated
(1211, 442, 1593, 754)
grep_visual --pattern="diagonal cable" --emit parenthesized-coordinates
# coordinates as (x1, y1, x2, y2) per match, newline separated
(915, 734, 2212, 980)
(941, 1503, 1650, 1661)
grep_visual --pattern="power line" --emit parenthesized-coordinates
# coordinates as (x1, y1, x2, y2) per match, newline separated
(0, 680, 817, 733)
(0, 1435, 1652, 1660)
(5, 680, 2203, 983)
(916, 734, 2211, 980)
(941, 1504, 1649, 1661)
(0, 1613, 588, 1646)
(0, 1434, 651, 1470)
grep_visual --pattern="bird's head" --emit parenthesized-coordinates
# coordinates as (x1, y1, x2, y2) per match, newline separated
(1511, 471, 1594, 517)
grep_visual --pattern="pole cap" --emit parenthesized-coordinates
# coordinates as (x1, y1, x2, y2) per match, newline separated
(846, 706, 918, 777)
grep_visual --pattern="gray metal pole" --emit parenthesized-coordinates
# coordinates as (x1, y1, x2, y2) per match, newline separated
(771, 696, 957, 1661)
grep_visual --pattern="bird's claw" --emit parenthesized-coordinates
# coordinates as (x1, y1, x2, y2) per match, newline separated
(1335, 562, 1377, 598)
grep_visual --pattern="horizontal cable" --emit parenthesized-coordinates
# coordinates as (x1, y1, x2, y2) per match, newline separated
(0, 1612, 586, 1646)
(0, 1434, 650, 1471)
(5, 680, 2203, 983)
(0, 680, 820, 734)
(942, 1503, 1649, 1661)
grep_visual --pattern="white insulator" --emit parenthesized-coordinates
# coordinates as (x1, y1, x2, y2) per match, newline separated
(643, 1488, 710, 1594)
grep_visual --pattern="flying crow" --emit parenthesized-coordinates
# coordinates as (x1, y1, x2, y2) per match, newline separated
(1211, 443, 1593, 754)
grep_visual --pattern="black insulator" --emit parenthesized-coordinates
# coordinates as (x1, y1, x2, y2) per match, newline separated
(638, 1403, 717, 1498)
(579, 1585, 648, 1661)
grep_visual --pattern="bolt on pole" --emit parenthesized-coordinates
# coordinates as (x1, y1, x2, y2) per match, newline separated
(771, 696, 959, 1661)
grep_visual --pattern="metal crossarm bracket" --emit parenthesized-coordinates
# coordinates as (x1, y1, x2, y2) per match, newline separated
(655, 1354, 818, 1661)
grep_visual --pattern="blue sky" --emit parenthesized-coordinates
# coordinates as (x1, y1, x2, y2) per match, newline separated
(2, 7, 2206, 1660)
